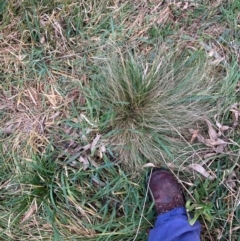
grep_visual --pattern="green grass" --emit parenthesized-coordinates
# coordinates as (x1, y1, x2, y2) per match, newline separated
(0, 0, 240, 240)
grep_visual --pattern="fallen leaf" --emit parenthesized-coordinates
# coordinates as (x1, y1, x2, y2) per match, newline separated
(215, 143, 226, 153)
(211, 57, 225, 65)
(204, 118, 218, 141)
(214, 115, 229, 135)
(72, 144, 84, 153)
(215, 118, 222, 129)
(79, 156, 89, 170)
(189, 164, 216, 180)
(92, 176, 105, 187)
(100, 145, 106, 153)
(221, 126, 230, 131)
(232, 226, 240, 232)
(208, 49, 215, 57)
(230, 103, 240, 127)
(189, 128, 205, 143)
(1, 124, 14, 134)
(40, 35, 46, 44)
(98, 145, 106, 159)
(203, 153, 217, 159)
(65, 139, 76, 149)
(190, 128, 199, 143)
(203, 138, 227, 153)
(201, 42, 226, 65)
(82, 144, 91, 151)
(91, 134, 101, 152)
(204, 138, 227, 147)
(142, 163, 156, 168)
(182, 2, 189, 10)
(88, 157, 99, 168)
(69, 160, 78, 167)
(81, 74, 87, 86)
(49, 111, 60, 119)
(232, 112, 239, 127)
(225, 171, 237, 190)
(166, 162, 179, 170)
(66, 152, 81, 164)
(21, 198, 37, 223)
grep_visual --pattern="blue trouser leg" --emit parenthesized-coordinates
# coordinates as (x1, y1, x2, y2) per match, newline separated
(148, 207, 201, 241)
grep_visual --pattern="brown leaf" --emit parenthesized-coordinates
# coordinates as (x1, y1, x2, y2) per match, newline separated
(232, 111, 239, 127)
(204, 138, 227, 147)
(21, 198, 37, 223)
(142, 163, 156, 168)
(225, 171, 237, 190)
(204, 138, 227, 153)
(203, 153, 217, 159)
(214, 115, 229, 135)
(214, 138, 227, 145)
(204, 119, 218, 141)
(166, 162, 178, 169)
(232, 226, 240, 232)
(221, 126, 230, 131)
(79, 156, 89, 170)
(91, 134, 101, 152)
(98, 145, 106, 159)
(189, 128, 205, 143)
(190, 128, 199, 143)
(208, 49, 215, 57)
(81, 74, 87, 86)
(230, 103, 240, 127)
(215, 143, 226, 153)
(214, 116, 222, 129)
(1, 124, 14, 134)
(182, 2, 189, 10)
(82, 144, 91, 151)
(49, 111, 60, 119)
(88, 157, 99, 168)
(40, 35, 46, 44)
(189, 164, 216, 180)
(100, 145, 106, 153)
(92, 176, 105, 187)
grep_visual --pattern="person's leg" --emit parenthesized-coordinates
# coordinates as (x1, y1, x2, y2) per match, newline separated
(148, 207, 201, 241)
(147, 169, 201, 241)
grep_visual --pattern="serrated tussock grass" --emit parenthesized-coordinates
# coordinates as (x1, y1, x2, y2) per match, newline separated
(86, 47, 230, 169)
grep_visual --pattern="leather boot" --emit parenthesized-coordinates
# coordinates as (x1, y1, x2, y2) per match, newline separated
(148, 168, 186, 215)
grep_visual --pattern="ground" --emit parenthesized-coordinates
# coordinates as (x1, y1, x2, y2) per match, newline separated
(0, 1, 240, 240)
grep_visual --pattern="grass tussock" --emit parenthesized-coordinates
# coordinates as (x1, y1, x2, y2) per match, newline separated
(86, 46, 230, 169)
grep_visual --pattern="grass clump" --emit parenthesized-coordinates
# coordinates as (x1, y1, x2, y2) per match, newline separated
(86, 46, 228, 169)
